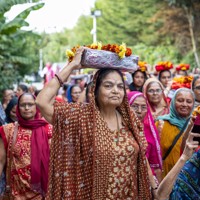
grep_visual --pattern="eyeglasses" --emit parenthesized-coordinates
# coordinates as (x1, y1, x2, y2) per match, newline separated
(147, 89, 162, 94)
(194, 86, 200, 91)
(131, 104, 147, 112)
(19, 103, 36, 108)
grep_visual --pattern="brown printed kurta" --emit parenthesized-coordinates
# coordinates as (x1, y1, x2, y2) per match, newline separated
(46, 69, 152, 200)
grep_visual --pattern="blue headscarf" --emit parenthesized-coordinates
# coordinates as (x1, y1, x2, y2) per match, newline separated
(66, 85, 80, 103)
(66, 85, 73, 103)
(157, 88, 195, 130)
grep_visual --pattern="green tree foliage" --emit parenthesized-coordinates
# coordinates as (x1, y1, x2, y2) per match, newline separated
(0, 0, 44, 94)
(38, 0, 199, 72)
(132, 43, 181, 70)
(40, 30, 71, 64)
(156, 0, 200, 68)
(93, 0, 162, 45)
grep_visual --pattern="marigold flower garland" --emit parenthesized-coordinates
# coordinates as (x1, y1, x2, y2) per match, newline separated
(171, 75, 193, 89)
(155, 61, 173, 72)
(65, 42, 132, 62)
(176, 63, 190, 71)
(138, 61, 148, 72)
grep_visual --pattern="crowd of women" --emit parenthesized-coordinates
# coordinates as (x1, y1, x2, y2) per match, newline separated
(0, 46, 200, 199)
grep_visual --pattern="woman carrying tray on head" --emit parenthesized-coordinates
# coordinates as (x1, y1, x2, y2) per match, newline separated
(36, 46, 158, 199)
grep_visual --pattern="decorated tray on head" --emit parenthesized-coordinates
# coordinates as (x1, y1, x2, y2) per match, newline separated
(171, 75, 193, 90)
(66, 42, 139, 72)
(176, 63, 190, 71)
(155, 61, 173, 72)
(138, 61, 148, 72)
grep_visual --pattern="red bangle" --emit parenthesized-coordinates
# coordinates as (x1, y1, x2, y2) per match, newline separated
(55, 74, 64, 87)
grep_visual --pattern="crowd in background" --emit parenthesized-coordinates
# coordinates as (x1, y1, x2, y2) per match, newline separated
(0, 57, 200, 199)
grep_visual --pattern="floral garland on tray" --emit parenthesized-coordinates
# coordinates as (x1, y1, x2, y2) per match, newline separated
(138, 61, 148, 72)
(66, 42, 132, 62)
(176, 63, 190, 71)
(155, 61, 173, 72)
(171, 75, 193, 90)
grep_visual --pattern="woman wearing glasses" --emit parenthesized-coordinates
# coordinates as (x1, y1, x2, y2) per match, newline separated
(156, 88, 195, 178)
(0, 93, 52, 199)
(143, 78, 169, 120)
(128, 91, 162, 183)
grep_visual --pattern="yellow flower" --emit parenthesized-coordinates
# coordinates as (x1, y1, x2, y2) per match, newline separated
(118, 43, 127, 59)
(66, 49, 74, 59)
(97, 42, 102, 50)
(182, 67, 186, 70)
(138, 61, 147, 72)
(90, 42, 102, 50)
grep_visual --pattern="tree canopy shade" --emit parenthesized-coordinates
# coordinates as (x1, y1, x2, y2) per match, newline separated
(157, 0, 200, 67)
(32, 0, 199, 74)
(0, 0, 44, 95)
(1, 0, 200, 98)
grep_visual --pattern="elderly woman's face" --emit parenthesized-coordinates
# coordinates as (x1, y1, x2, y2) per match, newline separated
(146, 82, 163, 105)
(130, 96, 147, 121)
(97, 71, 125, 108)
(175, 91, 194, 118)
(19, 94, 36, 120)
(193, 78, 200, 102)
(71, 86, 82, 102)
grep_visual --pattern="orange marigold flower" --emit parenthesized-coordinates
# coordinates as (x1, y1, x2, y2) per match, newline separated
(138, 61, 147, 72)
(66, 42, 132, 62)
(125, 48, 132, 56)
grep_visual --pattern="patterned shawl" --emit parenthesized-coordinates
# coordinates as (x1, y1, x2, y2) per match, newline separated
(46, 69, 152, 200)
(169, 150, 200, 199)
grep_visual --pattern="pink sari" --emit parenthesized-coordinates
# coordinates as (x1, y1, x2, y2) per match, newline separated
(128, 91, 162, 171)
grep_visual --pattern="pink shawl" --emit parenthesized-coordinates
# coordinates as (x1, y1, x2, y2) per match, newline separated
(128, 91, 162, 169)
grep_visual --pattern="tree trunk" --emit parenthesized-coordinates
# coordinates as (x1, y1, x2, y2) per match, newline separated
(185, 7, 200, 68)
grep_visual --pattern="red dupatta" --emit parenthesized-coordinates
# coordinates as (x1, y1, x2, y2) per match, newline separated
(16, 93, 49, 196)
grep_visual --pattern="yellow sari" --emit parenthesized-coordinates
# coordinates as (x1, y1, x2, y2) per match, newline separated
(156, 121, 182, 178)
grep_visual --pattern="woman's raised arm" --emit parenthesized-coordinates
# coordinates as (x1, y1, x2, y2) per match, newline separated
(36, 47, 84, 124)
(156, 131, 200, 200)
